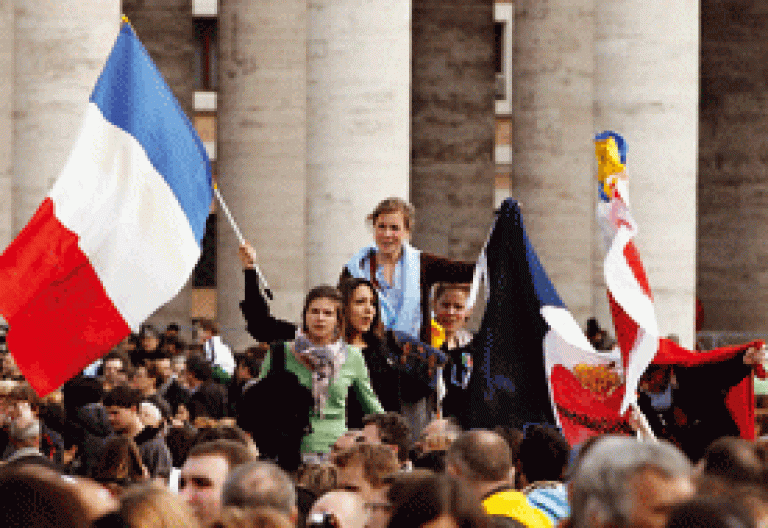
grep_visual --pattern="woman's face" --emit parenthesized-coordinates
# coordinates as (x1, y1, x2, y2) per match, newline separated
(434, 288, 470, 336)
(305, 297, 340, 345)
(374, 212, 409, 257)
(348, 284, 377, 335)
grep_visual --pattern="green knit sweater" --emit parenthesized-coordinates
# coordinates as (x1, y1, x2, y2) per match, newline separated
(258, 342, 384, 454)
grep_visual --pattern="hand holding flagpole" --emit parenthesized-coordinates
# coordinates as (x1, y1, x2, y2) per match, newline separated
(213, 183, 274, 300)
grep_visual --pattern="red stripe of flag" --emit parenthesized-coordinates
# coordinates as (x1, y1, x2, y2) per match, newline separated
(622, 241, 653, 300)
(0, 198, 130, 395)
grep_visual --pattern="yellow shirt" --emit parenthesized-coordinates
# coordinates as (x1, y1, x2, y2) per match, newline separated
(482, 488, 553, 528)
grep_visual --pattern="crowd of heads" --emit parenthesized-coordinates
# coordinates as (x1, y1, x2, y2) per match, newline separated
(1, 363, 765, 528)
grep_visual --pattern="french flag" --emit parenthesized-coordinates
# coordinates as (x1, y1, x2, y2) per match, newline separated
(0, 22, 213, 396)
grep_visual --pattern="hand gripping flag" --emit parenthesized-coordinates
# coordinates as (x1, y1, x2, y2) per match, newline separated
(0, 21, 213, 396)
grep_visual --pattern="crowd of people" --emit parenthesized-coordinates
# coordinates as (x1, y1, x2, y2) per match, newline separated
(0, 196, 766, 527)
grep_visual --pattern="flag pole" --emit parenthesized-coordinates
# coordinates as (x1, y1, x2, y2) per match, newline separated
(213, 183, 274, 300)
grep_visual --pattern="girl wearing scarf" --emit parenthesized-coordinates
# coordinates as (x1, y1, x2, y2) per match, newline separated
(255, 285, 383, 459)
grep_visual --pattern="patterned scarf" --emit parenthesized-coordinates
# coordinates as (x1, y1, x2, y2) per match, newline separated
(294, 333, 347, 417)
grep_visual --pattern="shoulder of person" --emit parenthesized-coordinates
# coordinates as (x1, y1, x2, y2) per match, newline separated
(344, 344, 368, 367)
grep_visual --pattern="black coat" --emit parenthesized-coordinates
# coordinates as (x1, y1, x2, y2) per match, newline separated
(347, 331, 435, 428)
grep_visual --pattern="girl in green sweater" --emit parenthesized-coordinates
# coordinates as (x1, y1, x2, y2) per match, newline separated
(258, 285, 383, 458)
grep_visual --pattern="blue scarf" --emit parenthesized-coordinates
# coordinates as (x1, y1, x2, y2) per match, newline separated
(345, 243, 422, 337)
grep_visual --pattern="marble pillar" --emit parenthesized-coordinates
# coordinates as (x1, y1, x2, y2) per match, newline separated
(217, 0, 308, 351)
(306, 0, 411, 287)
(13, 0, 120, 235)
(512, 1, 596, 326)
(595, 1, 699, 346)
(0, 0, 13, 250)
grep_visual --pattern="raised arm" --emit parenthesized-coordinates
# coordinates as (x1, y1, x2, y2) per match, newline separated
(238, 242, 297, 343)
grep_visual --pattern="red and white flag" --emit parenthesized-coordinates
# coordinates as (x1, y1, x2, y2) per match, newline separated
(595, 131, 659, 414)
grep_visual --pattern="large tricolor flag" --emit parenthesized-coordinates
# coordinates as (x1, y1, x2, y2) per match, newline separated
(0, 21, 213, 396)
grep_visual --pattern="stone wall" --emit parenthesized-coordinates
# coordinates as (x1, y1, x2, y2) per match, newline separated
(411, 0, 496, 261)
(698, 0, 768, 331)
(122, 0, 195, 116)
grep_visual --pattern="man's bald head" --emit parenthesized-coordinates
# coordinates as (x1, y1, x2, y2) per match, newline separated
(446, 429, 512, 482)
(309, 491, 368, 528)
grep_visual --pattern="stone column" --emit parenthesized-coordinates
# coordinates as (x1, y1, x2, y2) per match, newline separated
(0, 0, 13, 250)
(306, 0, 411, 287)
(411, 0, 495, 261)
(595, 1, 699, 347)
(13, 0, 119, 235)
(511, 1, 596, 325)
(217, 0, 307, 351)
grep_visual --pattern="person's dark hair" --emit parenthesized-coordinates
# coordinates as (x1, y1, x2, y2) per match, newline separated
(236, 351, 264, 379)
(517, 424, 570, 483)
(296, 462, 338, 497)
(186, 439, 257, 469)
(166, 322, 181, 334)
(62, 375, 105, 413)
(700, 437, 764, 487)
(446, 430, 512, 482)
(666, 497, 754, 528)
(301, 285, 344, 338)
(386, 473, 487, 528)
(339, 278, 384, 342)
(433, 283, 471, 304)
(334, 443, 400, 488)
(166, 425, 197, 468)
(91, 434, 147, 487)
(186, 353, 213, 382)
(157, 334, 178, 355)
(102, 385, 143, 409)
(0, 466, 93, 528)
(362, 412, 411, 463)
(193, 423, 255, 451)
(492, 427, 524, 462)
(367, 197, 415, 232)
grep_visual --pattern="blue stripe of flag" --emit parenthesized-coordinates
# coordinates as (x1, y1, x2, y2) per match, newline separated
(521, 223, 565, 310)
(89, 24, 212, 244)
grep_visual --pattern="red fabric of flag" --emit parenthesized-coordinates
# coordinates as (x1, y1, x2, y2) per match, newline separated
(0, 199, 130, 395)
